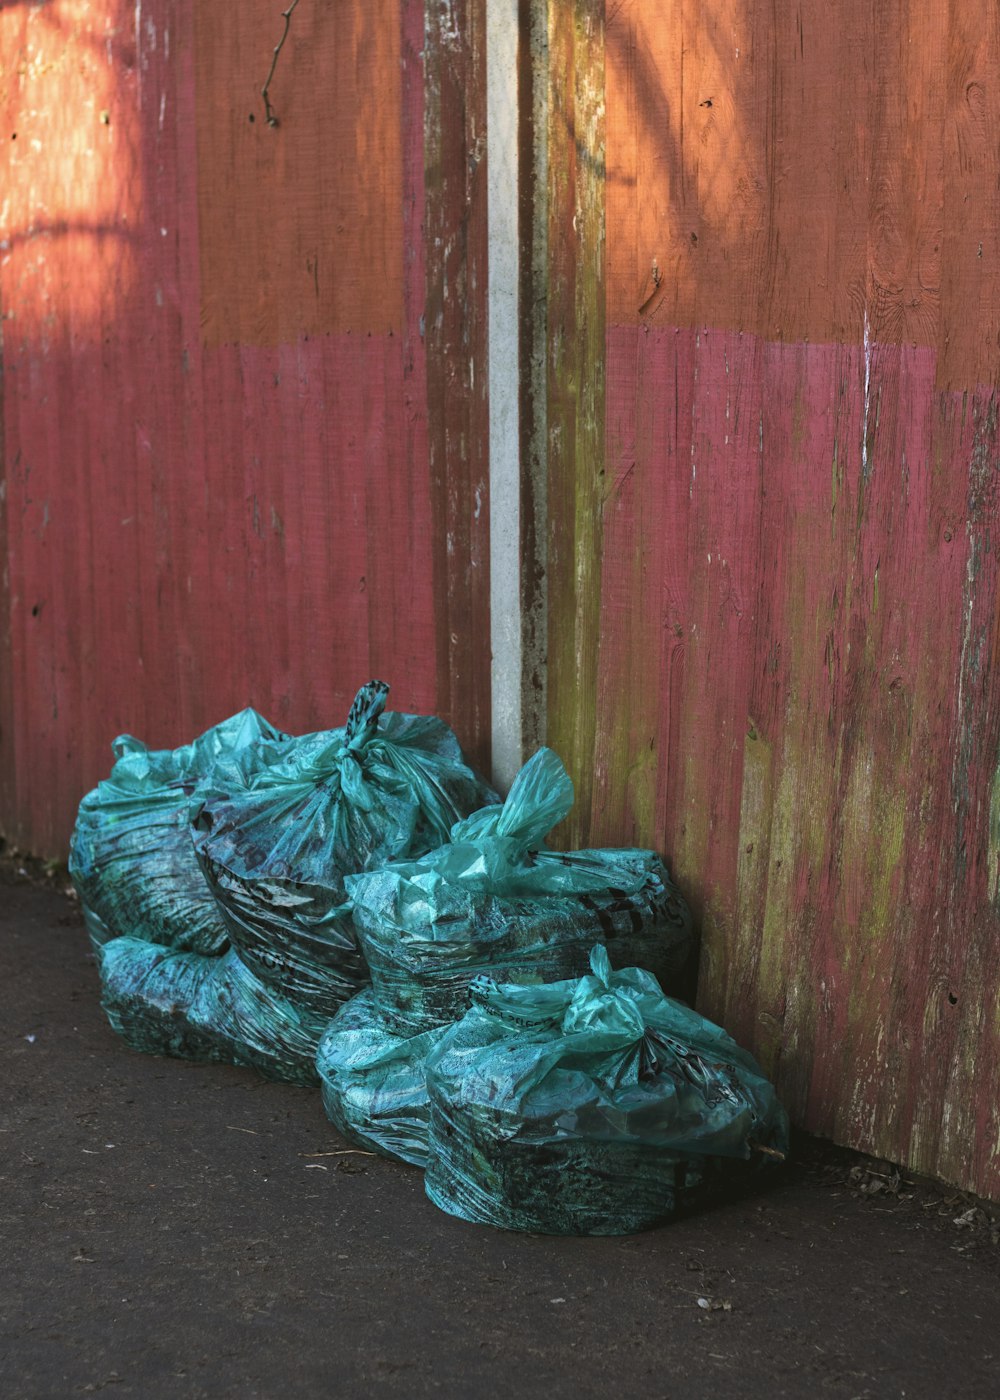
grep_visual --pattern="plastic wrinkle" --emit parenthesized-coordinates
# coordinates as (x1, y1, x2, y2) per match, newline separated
(348, 748, 695, 1034)
(189, 681, 497, 1018)
(316, 988, 450, 1166)
(69, 708, 286, 955)
(99, 938, 330, 1085)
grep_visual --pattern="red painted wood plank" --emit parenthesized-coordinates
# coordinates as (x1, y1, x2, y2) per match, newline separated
(422, 0, 491, 776)
(0, 0, 148, 846)
(590, 330, 1000, 1199)
(544, 0, 606, 846)
(0, 1, 491, 852)
(547, 0, 1000, 1199)
(193, 1, 405, 347)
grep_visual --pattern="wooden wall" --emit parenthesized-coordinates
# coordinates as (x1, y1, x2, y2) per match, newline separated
(3, 1, 1000, 1200)
(543, 0, 1000, 1199)
(0, 0, 490, 853)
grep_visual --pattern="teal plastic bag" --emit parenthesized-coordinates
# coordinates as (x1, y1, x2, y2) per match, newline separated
(98, 938, 330, 1085)
(190, 681, 497, 1018)
(69, 708, 285, 955)
(316, 988, 449, 1166)
(424, 946, 789, 1235)
(347, 748, 693, 1034)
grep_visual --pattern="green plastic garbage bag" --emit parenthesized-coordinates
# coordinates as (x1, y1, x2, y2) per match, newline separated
(98, 938, 330, 1085)
(424, 946, 789, 1235)
(347, 748, 693, 1034)
(316, 988, 449, 1166)
(70, 708, 285, 955)
(190, 681, 497, 1018)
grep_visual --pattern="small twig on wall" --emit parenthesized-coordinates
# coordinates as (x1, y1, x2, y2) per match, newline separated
(261, 0, 301, 128)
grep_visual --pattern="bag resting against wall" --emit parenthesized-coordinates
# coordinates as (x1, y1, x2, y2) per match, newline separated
(190, 681, 498, 1019)
(424, 946, 789, 1236)
(98, 937, 331, 1086)
(316, 988, 449, 1166)
(69, 708, 286, 955)
(347, 748, 694, 1035)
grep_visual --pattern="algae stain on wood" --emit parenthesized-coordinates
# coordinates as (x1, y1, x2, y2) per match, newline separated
(723, 722, 775, 1054)
(988, 762, 1000, 906)
(541, 0, 1000, 1202)
(544, 0, 606, 849)
(423, 0, 491, 773)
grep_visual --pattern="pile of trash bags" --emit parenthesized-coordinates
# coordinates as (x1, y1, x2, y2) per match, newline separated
(76, 681, 497, 1084)
(73, 681, 789, 1234)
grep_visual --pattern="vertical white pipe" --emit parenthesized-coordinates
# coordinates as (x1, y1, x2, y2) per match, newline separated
(487, 0, 523, 792)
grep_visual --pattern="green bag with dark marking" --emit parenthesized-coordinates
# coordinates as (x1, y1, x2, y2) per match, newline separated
(347, 748, 694, 1034)
(69, 708, 285, 955)
(190, 681, 498, 1018)
(98, 937, 330, 1085)
(424, 946, 789, 1235)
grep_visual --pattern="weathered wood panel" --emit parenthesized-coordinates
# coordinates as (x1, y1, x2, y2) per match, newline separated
(0, 0, 491, 854)
(545, 0, 605, 842)
(424, 0, 491, 778)
(545, 0, 1000, 1198)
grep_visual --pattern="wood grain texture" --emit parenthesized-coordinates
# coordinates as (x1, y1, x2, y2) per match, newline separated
(544, 0, 606, 845)
(423, 0, 492, 776)
(602, 0, 988, 386)
(194, 1, 404, 345)
(0, 0, 490, 853)
(0, 260, 10, 836)
(547, 0, 1000, 1198)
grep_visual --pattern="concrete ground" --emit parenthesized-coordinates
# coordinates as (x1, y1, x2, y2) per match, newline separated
(2, 869, 999, 1400)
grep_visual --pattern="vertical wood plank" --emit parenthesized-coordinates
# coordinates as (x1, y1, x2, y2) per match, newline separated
(423, 0, 492, 774)
(545, 0, 605, 845)
(0, 0, 491, 852)
(546, 0, 1000, 1199)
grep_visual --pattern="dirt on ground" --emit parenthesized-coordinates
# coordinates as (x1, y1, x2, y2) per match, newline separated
(2, 860, 998, 1399)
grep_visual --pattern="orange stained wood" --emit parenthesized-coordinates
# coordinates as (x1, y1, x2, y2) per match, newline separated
(0, 0, 141, 335)
(544, 0, 1000, 1200)
(194, 0, 405, 346)
(605, 0, 1000, 391)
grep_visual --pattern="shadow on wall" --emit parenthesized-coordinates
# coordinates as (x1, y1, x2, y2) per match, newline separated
(1, 0, 142, 331)
(598, 0, 987, 373)
(0, 0, 446, 856)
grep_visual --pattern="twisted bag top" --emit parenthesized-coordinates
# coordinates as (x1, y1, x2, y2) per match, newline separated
(190, 681, 497, 894)
(346, 748, 693, 1024)
(348, 745, 687, 907)
(77, 706, 286, 812)
(427, 945, 789, 1160)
